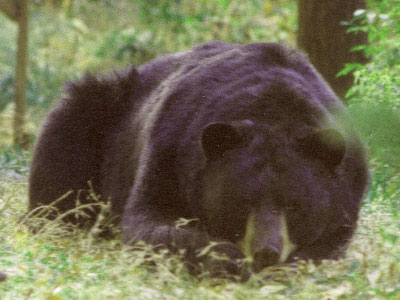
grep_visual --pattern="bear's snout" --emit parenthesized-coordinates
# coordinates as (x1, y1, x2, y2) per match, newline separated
(238, 209, 297, 272)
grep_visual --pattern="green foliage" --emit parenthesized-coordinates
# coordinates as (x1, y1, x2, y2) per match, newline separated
(0, 15, 17, 111)
(0, 145, 30, 177)
(345, 0, 400, 98)
(344, 0, 400, 181)
(0, 0, 296, 113)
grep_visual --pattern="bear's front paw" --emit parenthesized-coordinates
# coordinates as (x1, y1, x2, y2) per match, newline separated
(196, 242, 250, 281)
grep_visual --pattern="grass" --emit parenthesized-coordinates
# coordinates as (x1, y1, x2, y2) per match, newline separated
(0, 166, 399, 299)
(0, 112, 399, 299)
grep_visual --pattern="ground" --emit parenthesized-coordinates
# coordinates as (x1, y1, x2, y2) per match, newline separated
(0, 146, 399, 299)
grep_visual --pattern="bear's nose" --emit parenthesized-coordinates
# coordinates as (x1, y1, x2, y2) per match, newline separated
(252, 247, 280, 272)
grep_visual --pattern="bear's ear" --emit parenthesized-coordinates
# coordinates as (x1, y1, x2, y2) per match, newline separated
(201, 123, 244, 161)
(298, 128, 346, 169)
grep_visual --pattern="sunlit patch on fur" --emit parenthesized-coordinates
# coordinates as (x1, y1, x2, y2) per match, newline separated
(237, 212, 255, 260)
(279, 213, 297, 262)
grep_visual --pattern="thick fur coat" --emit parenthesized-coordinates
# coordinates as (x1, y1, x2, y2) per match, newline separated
(29, 42, 369, 275)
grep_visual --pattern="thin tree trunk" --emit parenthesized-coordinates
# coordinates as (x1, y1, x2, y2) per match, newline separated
(297, 0, 368, 100)
(13, 0, 29, 146)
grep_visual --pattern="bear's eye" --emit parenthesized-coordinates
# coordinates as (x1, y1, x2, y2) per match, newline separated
(297, 128, 346, 169)
(201, 123, 244, 160)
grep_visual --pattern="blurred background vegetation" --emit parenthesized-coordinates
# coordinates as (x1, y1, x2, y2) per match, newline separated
(1, 0, 299, 149)
(0, 0, 398, 174)
(0, 0, 296, 115)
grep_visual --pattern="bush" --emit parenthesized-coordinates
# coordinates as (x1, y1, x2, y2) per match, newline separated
(344, 0, 400, 214)
(345, 0, 400, 167)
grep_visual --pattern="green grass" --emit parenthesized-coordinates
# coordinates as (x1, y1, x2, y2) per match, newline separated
(0, 115, 399, 299)
(0, 165, 399, 299)
(0, 109, 399, 300)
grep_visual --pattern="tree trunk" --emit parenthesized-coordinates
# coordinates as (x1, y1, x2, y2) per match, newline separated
(297, 0, 368, 100)
(13, 0, 29, 146)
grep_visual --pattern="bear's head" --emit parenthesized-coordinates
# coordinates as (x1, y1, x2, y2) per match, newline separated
(199, 118, 365, 271)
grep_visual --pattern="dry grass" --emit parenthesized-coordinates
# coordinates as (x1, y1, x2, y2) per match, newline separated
(0, 169, 399, 300)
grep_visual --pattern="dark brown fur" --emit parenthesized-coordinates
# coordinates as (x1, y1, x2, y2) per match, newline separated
(29, 42, 369, 277)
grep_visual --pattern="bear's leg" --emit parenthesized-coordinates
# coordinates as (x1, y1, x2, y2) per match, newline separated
(121, 202, 246, 278)
(28, 67, 139, 226)
(117, 136, 248, 277)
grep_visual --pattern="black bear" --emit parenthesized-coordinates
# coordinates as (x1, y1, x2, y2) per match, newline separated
(28, 41, 369, 276)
